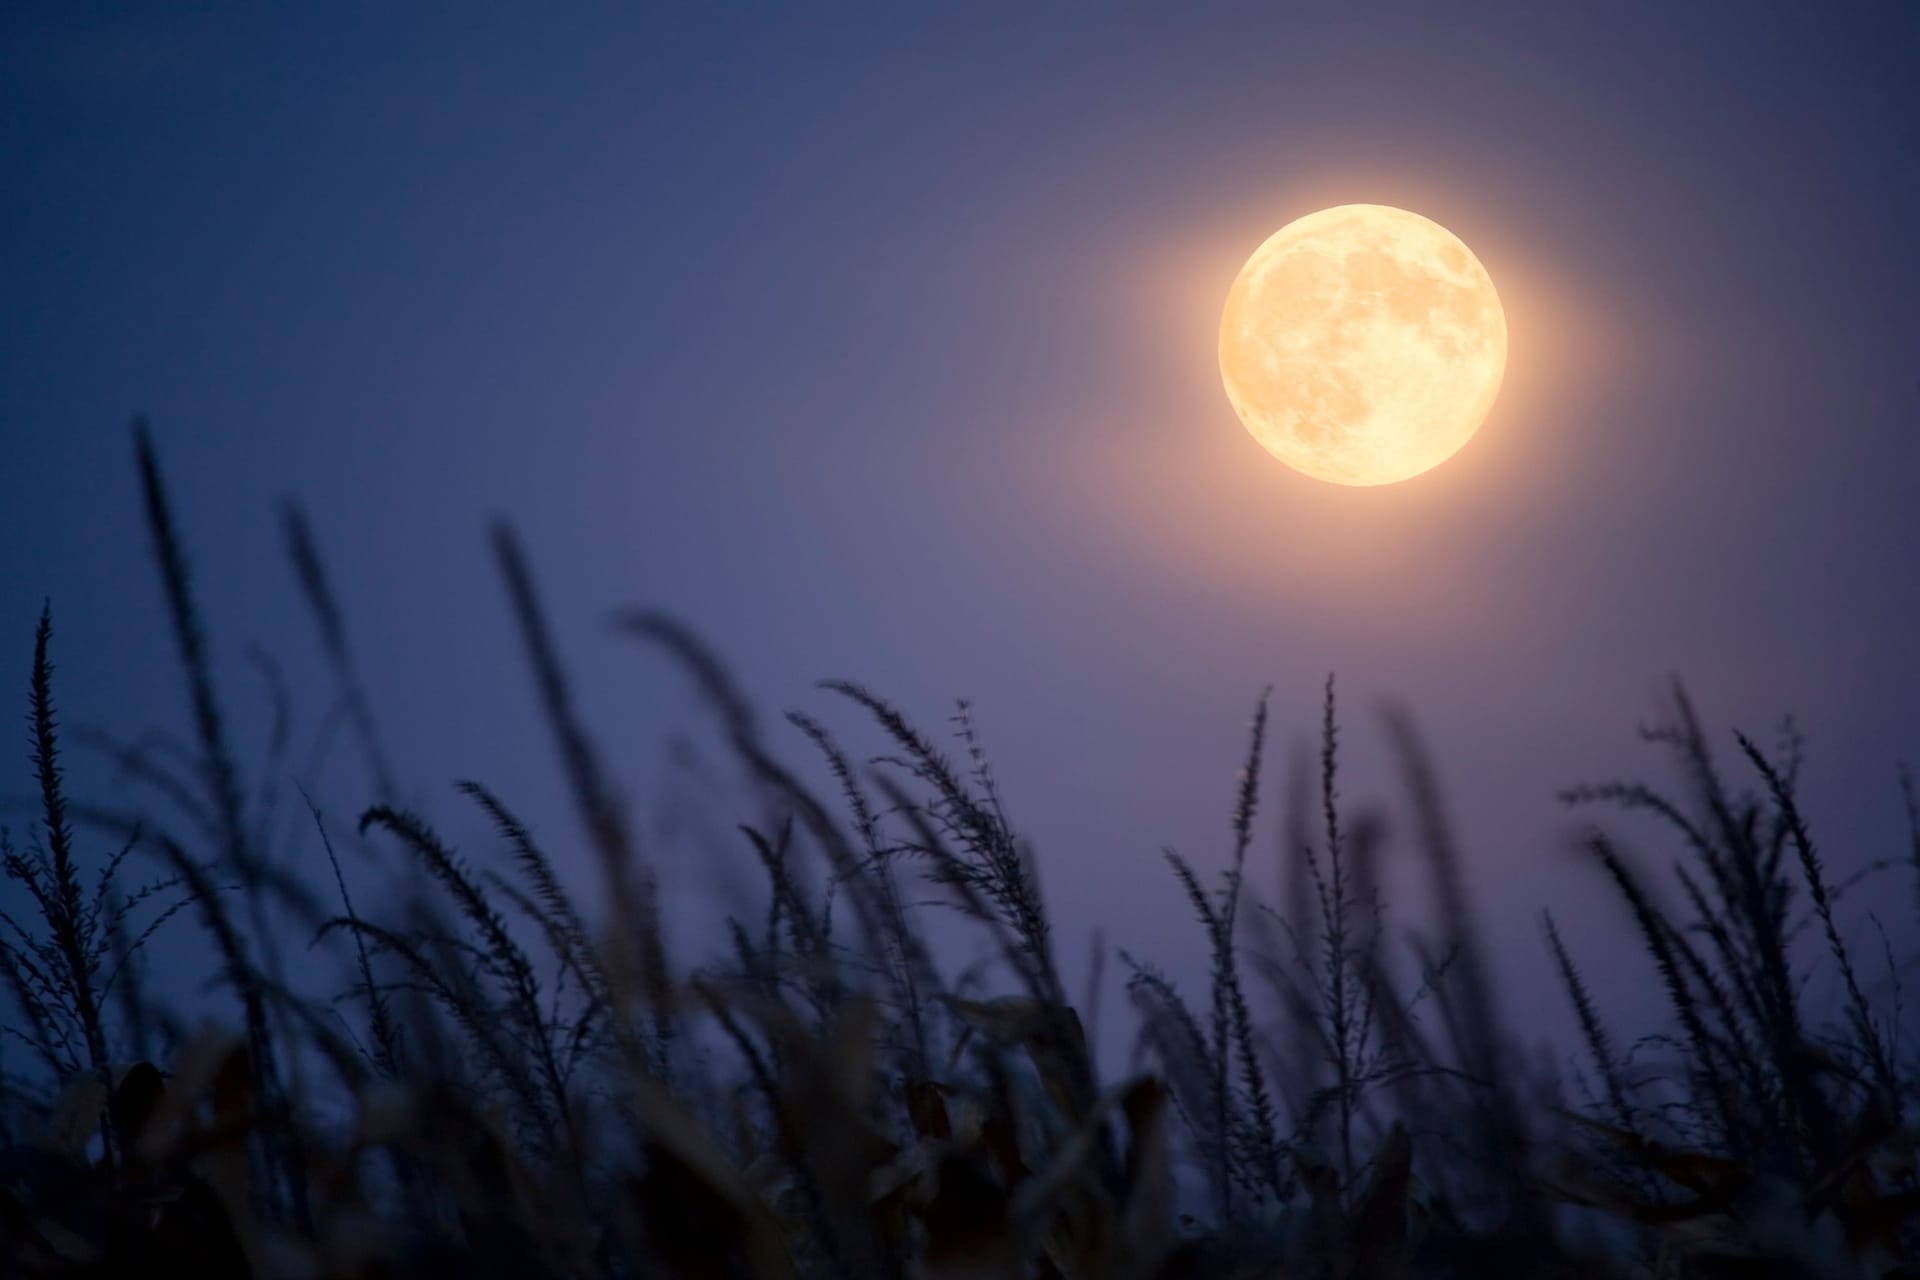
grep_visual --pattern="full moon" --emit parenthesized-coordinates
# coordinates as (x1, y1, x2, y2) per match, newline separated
(1218, 204, 1507, 486)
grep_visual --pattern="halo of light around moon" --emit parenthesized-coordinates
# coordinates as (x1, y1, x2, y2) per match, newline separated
(1218, 204, 1507, 486)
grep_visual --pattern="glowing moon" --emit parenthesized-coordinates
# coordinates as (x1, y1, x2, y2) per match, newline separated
(1218, 204, 1507, 486)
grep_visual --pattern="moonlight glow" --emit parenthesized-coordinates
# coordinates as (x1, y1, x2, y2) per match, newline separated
(1218, 204, 1507, 486)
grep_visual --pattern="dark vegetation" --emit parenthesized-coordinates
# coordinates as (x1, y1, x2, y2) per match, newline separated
(4, 423, 1920, 1277)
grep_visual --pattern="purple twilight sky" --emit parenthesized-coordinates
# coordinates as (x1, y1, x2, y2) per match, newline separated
(4, 3, 1919, 1062)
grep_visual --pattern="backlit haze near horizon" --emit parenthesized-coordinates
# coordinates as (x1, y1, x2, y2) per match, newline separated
(4, 3, 1919, 1063)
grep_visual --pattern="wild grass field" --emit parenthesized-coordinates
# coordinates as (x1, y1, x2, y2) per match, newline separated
(3, 424, 1918, 1278)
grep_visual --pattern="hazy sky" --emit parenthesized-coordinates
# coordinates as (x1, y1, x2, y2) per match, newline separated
(5, 3, 1919, 1059)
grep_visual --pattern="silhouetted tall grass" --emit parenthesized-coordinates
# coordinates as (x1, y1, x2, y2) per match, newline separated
(3, 423, 1918, 1277)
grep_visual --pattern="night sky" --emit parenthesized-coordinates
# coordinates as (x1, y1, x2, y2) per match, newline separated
(5, 4, 1919, 1055)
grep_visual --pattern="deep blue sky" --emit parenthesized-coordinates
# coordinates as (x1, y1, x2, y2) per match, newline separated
(4, 3, 1919, 1057)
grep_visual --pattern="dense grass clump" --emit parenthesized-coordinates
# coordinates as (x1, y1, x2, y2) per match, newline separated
(3, 424, 1919, 1278)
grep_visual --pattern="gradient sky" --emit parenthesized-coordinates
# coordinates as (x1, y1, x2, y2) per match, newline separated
(5, 3, 1919, 1061)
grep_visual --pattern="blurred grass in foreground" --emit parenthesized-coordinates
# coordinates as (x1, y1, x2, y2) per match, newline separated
(3, 423, 1919, 1279)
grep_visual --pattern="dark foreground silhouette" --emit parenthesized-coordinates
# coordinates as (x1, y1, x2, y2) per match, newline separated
(4, 424, 1918, 1278)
